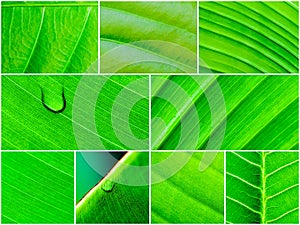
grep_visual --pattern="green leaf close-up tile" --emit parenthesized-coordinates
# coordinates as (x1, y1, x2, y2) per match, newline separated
(151, 152, 224, 223)
(152, 75, 298, 150)
(1, 0, 299, 224)
(76, 152, 149, 224)
(76, 151, 126, 203)
(100, 1, 197, 73)
(1, 1, 98, 73)
(199, 1, 299, 73)
(2, 75, 148, 150)
(1, 152, 74, 224)
(226, 151, 299, 224)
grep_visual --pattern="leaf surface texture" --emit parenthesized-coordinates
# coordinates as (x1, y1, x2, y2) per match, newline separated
(1, 152, 74, 223)
(2, 75, 148, 150)
(76, 152, 149, 223)
(199, 1, 299, 73)
(226, 152, 299, 224)
(2, 1, 98, 73)
(100, 2, 197, 73)
(152, 152, 224, 223)
(152, 75, 298, 150)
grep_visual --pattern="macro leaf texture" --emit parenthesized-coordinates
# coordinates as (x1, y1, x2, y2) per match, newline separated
(76, 152, 125, 203)
(1, 152, 74, 223)
(2, 75, 148, 150)
(1, 1, 98, 73)
(226, 152, 299, 224)
(199, 1, 299, 73)
(1, 1, 299, 223)
(152, 75, 298, 150)
(76, 152, 149, 223)
(100, 1, 197, 73)
(76, 152, 224, 224)
(151, 152, 224, 223)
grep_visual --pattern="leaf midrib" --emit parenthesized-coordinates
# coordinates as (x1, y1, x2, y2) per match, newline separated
(261, 152, 267, 223)
(229, 152, 298, 223)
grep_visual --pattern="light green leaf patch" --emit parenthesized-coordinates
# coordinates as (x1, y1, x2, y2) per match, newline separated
(2, 1, 98, 73)
(199, 1, 299, 73)
(100, 1, 197, 73)
(152, 75, 298, 150)
(226, 151, 299, 224)
(1, 152, 74, 224)
(151, 152, 224, 223)
(2, 75, 148, 150)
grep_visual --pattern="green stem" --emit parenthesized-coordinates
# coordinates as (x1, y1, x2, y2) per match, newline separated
(261, 152, 267, 224)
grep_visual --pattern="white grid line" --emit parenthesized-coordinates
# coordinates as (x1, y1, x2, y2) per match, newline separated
(224, 151, 227, 224)
(73, 151, 76, 223)
(98, 0, 100, 74)
(149, 74, 152, 224)
(197, 0, 199, 74)
(298, 0, 300, 218)
(0, 0, 3, 222)
(2, 73, 299, 76)
(3, 150, 298, 153)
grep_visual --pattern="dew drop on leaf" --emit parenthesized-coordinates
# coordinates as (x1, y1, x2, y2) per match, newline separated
(41, 85, 66, 113)
(101, 180, 115, 192)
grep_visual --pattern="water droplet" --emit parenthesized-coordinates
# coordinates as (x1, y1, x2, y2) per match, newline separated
(41, 85, 66, 113)
(101, 180, 115, 192)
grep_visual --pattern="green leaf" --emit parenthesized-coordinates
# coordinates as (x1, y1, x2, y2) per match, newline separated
(1, 152, 74, 223)
(100, 1, 197, 73)
(76, 152, 224, 224)
(152, 75, 298, 150)
(1, 1, 98, 73)
(76, 152, 149, 223)
(199, 1, 299, 73)
(151, 152, 224, 223)
(2, 75, 148, 150)
(76, 152, 125, 203)
(226, 151, 299, 224)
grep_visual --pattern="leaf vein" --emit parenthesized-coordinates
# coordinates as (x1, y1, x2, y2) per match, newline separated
(267, 184, 299, 200)
(231, 151, 261, 168)
(266, 159, 299, 179)
(62, 7, 91, 72)
(266, 207, 299, 223)
(227, 172, 261, 190)
(226, 196, 261, 214)
(23, 7, 45, 72)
